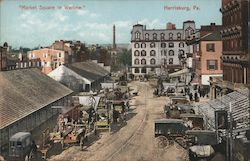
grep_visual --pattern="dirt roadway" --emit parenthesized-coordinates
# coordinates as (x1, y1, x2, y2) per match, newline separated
(48, 81, 188, 161)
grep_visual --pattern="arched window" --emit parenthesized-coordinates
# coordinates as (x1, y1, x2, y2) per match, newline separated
(141, 50, 146, 56)
(150, 50, 156, 56)
(177, 33, 181, 40)
(134, 43, 140, 48)
(160, 33, 165, 40)
(141, 59, 146, 65)
(178, 50, 185, 59)
(161, 43, 166, 48)
(134, 50, 140, 56)
(135, 32, 140, 40)
(141, 43, 146, 48)
(153, 33, 157, 40)
(150, 58, 156, 65)
(169, 50, 174, 56)
(145, 33, 149, 40)
(179, 50, 184, 54)
(179, 42, 184, 48)
(150, 42, 156, 48)
(134, 59, 139, 65)
(169, 33, 173, 40)
(169, 58, 173, 64)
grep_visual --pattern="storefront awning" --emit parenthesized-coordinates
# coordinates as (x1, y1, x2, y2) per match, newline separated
(169, 68, 189, 77)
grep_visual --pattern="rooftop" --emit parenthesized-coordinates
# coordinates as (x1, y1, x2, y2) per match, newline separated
(65, 61, 110, 82)
(0, 68, 73, 129)
(200, 30, 222, 41)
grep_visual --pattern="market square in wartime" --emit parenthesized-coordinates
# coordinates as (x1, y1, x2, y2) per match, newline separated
(0, 0, 249, 161)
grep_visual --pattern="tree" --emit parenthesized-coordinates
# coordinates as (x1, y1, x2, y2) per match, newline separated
(118, 49, 132, 66)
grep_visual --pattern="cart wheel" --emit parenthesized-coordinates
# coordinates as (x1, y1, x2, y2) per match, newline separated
(155, 136, 169, 149)
(80, 136, 84, 150)
(175, 137, 187, 149)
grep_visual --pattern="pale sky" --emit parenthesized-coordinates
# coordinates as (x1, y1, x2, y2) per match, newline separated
(0, 0, 222, 48)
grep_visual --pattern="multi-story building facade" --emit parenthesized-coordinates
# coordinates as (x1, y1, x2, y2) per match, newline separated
(187, 23, 223, 85)
(197, 30, 223, 86)
(28, 48, 68, 74)
(0, 42, 19, 71)
(220, 0, 249, 85)
(51, 40, 89, 63)
(130, 21, 199, 76)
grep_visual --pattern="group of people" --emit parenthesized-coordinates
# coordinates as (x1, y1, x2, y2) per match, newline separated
(184, 85, 209, 102)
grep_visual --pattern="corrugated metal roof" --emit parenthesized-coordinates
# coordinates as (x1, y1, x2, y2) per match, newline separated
(0, 68, 73, 129)
(197, 89, 249, 133)
(65, 61, 110, 82)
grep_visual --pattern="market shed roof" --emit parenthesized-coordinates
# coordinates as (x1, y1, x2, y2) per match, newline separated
(0, 68, 73, 129)
(65, 61, 110, 82)
(197, 89, 249, 133)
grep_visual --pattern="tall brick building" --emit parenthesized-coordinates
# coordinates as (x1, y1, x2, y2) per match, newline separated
(220, 0, 249, 85)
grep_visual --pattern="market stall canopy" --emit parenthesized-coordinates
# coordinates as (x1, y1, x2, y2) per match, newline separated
(169, 68, 189, 78)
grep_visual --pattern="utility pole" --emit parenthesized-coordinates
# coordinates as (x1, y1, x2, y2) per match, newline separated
(227, 102, 233, 161)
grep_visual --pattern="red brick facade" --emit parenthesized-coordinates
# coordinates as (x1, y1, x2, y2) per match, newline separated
(220, 0, 249, 84)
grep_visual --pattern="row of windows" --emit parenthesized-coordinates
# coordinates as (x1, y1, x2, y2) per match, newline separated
(134, 42, 185, 48)
(134, 50, 185, 56)
(29, 53, 63, 58)
(134, 68, 147, 73)
(134, 58, 174, 65)
(135, 32, 183, 40)
(134, 58, 155, 65)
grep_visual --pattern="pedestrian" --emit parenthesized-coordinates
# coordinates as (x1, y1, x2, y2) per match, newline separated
(189, 93, 193, 101)
(194, 92, 199, 102)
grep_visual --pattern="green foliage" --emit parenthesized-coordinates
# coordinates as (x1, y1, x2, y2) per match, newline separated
(118, 49, 132, 66)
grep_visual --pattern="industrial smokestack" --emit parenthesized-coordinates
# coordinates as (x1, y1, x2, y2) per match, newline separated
(113, 24, 116, 50)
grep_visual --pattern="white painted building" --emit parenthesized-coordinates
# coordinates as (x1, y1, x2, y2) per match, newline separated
(130, 21, 199, 76)
(48, 61, 110, 92)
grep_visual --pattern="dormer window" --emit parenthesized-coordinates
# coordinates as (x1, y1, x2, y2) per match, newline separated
(145, 33, 149, 40)
(177, 33, 181, 40)
(153, 33, 157, 40)
(169, 33, 173, 40)
(160, 33, 165, 40)
(135, 32, 140, 40)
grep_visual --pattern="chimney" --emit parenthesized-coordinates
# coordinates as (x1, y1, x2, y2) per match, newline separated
(210, 23, 216, 31)
(113, 24, 116, 50)
(0, 46, 7, 71)
(166, 22, 176, 30)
